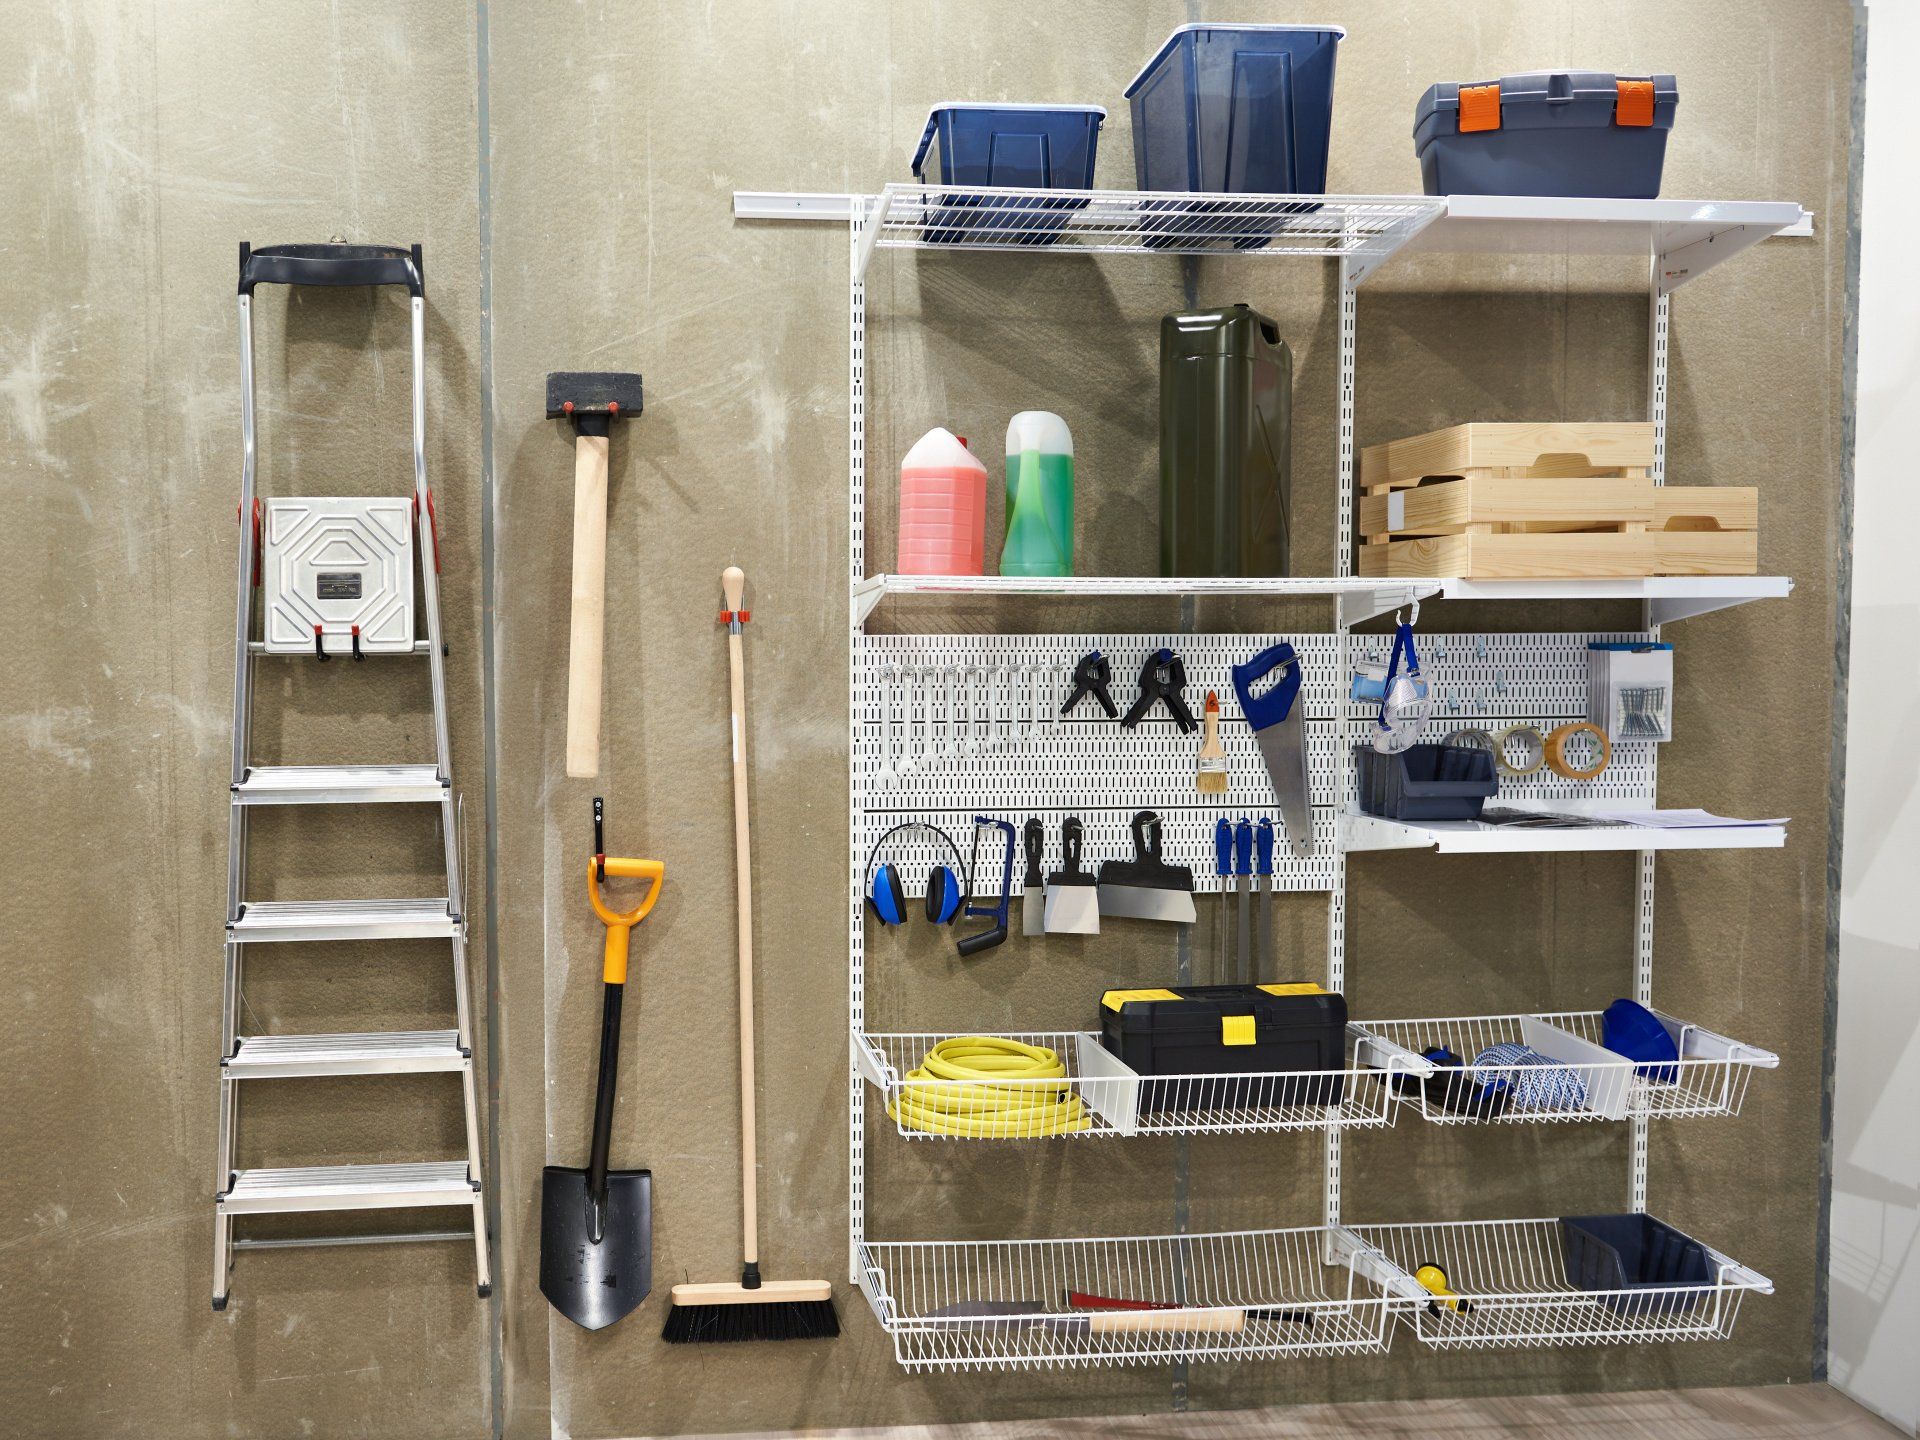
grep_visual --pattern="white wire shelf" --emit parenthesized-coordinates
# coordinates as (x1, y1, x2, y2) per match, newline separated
(857, 1225, 1406, 1371)
(1349, 1217, 1772, 1350)
(855, 1031, 1407, 1140)
(854, 573, 1437, 628)
(854, 186, 1443, 279)
(1342, 808, 1787, 854)
(1353, 1011, 1778, 1125)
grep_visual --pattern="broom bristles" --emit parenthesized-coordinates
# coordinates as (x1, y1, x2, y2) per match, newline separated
(661, 1297, 839, 1344)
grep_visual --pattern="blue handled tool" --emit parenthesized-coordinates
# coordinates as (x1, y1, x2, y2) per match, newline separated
(960, 816, 1016, 956)
(1213, 817, 1233, 985)
(1231, 642, 1313, 857)
(1254, 818, 1275, 983)
(1233, 818, 1254, 984)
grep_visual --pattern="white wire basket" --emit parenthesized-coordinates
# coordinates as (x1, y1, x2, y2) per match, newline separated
(857, 1226, 1406, 1371)
(1352, 1011, 1778, 1125)
(855, 1030, 1414, 1140)
(861, 184, 1441, 264)
(1348, 1217, 1772, 1350)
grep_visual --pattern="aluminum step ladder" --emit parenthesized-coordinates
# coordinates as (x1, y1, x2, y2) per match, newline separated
(213, 241, 489, 1310)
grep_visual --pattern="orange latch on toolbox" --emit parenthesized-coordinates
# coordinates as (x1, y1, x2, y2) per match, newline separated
(1615, 79, 1655, 127)
(1458, 83, 1501, 132)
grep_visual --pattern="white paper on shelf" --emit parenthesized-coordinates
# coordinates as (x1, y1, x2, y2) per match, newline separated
(1590, 808, 1789, 829)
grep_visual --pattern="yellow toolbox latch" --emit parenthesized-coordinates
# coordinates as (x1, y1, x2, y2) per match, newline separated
(1222, 1015, 1257, 1047)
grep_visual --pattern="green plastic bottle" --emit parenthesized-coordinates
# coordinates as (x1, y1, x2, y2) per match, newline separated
(1001, 411, 1074, 577)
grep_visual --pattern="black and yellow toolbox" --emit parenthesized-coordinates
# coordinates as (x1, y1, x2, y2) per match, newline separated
(1099, 983, 1348, 1113)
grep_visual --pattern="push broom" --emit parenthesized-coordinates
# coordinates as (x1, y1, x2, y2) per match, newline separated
(663, 567, 839, 1344)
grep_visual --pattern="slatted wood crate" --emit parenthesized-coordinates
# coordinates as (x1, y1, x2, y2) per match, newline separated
(1357, 423, 1757, 579)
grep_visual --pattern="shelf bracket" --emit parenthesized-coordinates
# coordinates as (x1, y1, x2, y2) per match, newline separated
(1326, 1225, 1426, 1302)
(1337, 581, 1443, 630)
(853, 191, 890, 281)
(1645, 579, 1793, 626)
(852, 575, 887, 627)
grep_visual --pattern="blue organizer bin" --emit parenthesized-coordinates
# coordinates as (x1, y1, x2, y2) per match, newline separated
(1353, 743, 1499, 822)
(910, 103, 1105, 246)
(1126, 24, 1344, 250)
(1414, 71, 1678, 198)
(1560, 1213, 1715, 1315)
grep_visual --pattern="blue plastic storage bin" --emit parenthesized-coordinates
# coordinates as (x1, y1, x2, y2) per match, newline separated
(910, 103, 1105, 246)
(1414, 71, 1678, 198)
(1126, 24, 1343, 249)
(1560, 1213, 1714, 1315)
(1353, 743, 1499, 822)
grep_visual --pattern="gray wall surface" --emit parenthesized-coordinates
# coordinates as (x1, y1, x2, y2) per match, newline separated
(0, 2, 1854, 1437)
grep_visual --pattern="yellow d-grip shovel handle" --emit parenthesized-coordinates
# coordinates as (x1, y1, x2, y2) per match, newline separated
(587, 856, 664, 985)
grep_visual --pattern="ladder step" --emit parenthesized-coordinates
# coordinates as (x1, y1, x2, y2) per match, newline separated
(229, 898, 459, 943)
(224, 1030, 466, 1078)
(219, 1162, 478, 1215)
(235, 765, 447, 806)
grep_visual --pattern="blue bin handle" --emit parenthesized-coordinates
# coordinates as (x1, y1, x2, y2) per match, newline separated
(1231, 642, 1302, 734)
(911, 114, 940, 181)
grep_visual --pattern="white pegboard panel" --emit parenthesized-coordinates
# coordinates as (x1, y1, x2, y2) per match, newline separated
(856, 634, 1350, 895)
(855, 630, 1661, 901)
(1342, 630, 1658, 805)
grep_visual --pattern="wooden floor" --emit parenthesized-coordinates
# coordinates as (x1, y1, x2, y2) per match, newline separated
(700, 1384, 1904, 1440)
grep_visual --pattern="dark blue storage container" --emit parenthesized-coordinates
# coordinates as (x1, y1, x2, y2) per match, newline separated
(1126, 24, 1343, 191)
(1414, 71, 1678, 198)
(1560, 1213, 1714, 1315)
(911, 103, 1105, 246)
(1125, 24, 1343, 249)
(1353, 743, 1499, 822)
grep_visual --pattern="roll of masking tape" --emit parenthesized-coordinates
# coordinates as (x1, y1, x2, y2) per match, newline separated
(1493, 723, 1546, 776)
(1545, 721, 1612, 781)
(1442, 727, 1497, 755)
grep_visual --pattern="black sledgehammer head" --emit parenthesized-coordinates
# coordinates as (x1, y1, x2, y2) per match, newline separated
(547, 371, 644, 436)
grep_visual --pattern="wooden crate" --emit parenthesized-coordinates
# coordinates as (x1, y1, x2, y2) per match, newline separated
(1357, 477, 1757, 579)
(1653, 486, 1759, 574)
(1356, 421, 1755, 578)
(1360, 422, 1657, 492)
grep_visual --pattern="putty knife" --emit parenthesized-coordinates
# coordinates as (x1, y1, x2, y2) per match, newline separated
(1021, 818, 1046, 937)
(1043, 816, 1099, 934)
(1097, 811, 1197, 924)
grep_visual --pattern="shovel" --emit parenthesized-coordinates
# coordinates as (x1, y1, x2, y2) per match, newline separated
(540, 837, 664, 1331)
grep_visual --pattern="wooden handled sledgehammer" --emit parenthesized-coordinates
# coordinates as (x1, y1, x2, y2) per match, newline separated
(547, 371, 643, 778)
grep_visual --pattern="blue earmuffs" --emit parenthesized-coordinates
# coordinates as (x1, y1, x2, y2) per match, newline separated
(865, 822, 964, 927)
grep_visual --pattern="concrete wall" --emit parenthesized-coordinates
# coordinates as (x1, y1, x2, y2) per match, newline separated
(1828, 4, 1919, 1432)
(0, 2, 1855, 1437)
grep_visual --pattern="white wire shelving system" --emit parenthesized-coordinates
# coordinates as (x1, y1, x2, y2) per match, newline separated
(738, 184, 1805, 1371)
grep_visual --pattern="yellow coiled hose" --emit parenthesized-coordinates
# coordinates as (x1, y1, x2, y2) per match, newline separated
(887, 1036, 1092, 1137)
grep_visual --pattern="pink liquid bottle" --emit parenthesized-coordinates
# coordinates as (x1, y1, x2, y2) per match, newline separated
(896, 427, 986, 575)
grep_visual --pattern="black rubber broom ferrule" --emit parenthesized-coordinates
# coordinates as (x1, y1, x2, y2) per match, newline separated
(740, 1261, 762, 1289)
(586, 981, 624, 1203)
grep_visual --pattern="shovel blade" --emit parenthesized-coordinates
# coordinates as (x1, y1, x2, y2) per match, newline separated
(539, 1165, 652, 1330)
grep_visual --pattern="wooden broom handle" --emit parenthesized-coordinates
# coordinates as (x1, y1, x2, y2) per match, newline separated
(721, 565, 759, 1266)
(565, 433, 610, 778)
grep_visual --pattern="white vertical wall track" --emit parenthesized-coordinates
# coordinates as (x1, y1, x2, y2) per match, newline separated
(1326, 258, 1360, 1238)
(1628, 273, 1672, 1216)
(849, 210, 870, 1282)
